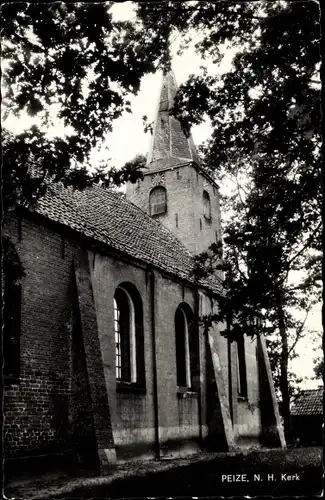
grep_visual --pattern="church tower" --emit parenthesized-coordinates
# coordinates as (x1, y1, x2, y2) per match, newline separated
(126, 71, 221, 256)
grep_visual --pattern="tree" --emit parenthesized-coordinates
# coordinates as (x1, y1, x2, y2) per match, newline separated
(141, 1, 321, 173)
(312, 329, 324, 382)
(191, 168, 320, 441)
(1, 3, 168, 211)
(140, 0, 322, 442)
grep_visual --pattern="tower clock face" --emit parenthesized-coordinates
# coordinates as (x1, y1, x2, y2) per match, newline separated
(151, 173, 165, 185)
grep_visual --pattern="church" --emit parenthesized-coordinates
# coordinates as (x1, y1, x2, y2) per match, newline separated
(3, 71, 285, 473)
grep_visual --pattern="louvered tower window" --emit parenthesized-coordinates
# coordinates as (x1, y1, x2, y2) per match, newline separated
(150, 186, 167, 216)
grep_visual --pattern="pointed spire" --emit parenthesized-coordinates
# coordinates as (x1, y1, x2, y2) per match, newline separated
(146, 70, 201, 171)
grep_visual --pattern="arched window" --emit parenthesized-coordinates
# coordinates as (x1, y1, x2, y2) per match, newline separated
(175, 304, 199, 391)
(114, 283, 145, 389)
(3, 238, 23, 384)
(203, 190, 211, 220)
(150, 186, 167, 216)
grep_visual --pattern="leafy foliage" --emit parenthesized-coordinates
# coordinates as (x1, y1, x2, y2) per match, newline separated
(120, 154, 147, 176)
(162, 2, 321, 167)
(1, 3, 167, 210)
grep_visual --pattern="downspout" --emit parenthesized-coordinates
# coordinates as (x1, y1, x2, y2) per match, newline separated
(194, 287, 203, 446)
(150, 269, 160, 460)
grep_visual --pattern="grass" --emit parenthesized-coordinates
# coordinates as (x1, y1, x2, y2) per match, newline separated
(5, 447, 323, 499)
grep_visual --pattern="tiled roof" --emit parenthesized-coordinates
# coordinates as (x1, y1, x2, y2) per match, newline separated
(291, 388, 323, 416)
(34, 183, 222, 292)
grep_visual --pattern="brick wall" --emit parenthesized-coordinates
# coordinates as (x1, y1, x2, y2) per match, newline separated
(4, 215, 74, 459)
(4, 371, 70, 458)
(5, 212, 207, 463)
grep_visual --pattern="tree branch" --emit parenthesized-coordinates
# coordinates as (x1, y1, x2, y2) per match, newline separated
(233, 247, 248, 283)
(288, 306, 311, 358)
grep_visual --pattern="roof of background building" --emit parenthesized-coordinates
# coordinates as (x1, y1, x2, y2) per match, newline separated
(291, 388, 323, 416)
(34, 183, 222, 292)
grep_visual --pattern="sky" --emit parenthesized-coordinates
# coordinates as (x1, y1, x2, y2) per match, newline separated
(3, 1, 322, 389)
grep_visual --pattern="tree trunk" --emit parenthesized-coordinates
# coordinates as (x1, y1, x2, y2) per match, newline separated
(276, 293, 292, 444)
